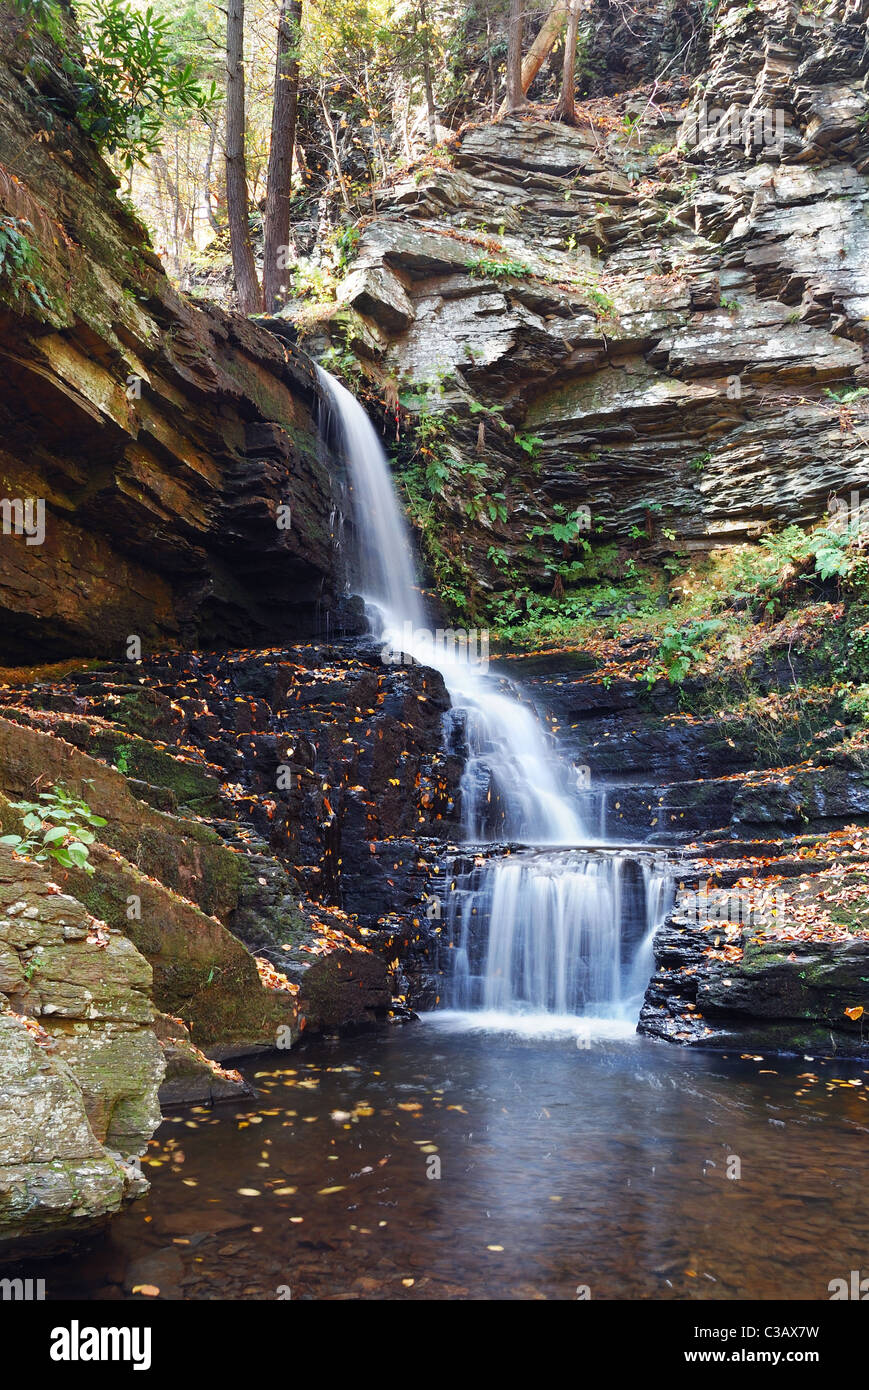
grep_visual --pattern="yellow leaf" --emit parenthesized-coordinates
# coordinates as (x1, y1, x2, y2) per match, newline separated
(844, 1006, 864, 1020)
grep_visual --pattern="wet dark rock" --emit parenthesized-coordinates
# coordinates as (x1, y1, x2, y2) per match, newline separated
(639, 909, 869, 1057)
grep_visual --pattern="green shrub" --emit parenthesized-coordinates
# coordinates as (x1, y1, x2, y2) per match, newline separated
(465, 255, 532, 280)
(0, 783, 107, 874)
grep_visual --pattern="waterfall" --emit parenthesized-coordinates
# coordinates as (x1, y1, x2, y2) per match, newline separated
(317, 368, 671, 1021)
(318, 367, 583, 845)
(441, 849, 671, 1019)
(319, 370, 426, 631)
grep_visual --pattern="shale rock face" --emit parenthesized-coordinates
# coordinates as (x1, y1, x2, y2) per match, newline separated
(312, 0, 868, 597)
(0, 716, 300, 1055)
(0, 12, 336, 662)
(0, 848, 161, 1251)
(639, 910, 869, 1055)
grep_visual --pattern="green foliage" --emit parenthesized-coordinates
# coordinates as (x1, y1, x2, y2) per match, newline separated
(487, 570, 659, 650)
(11, 0, 64, 42)
(651, 619, 724, 685)
(293, 222, 362, 304)
(824, 386, 869, 405)
(0, 783, 107, 875)
(334, 223, 361, 269)
(841, 683, 869, 724)
(587, 286, 615, 318)
(528, 507, 591, 547)
(71, 0, 217, 167)
(319, 341, 361, 380)
(114, 743, 131, 774)
(408, 407, 455, 494)
(465, 255, 532, 280)
(515, 431, 545, 461)
(729, 518, 867, 617)
(0, 216, 54, 317)
(808, 520, 864, 582)
(293, 258, 337, 303)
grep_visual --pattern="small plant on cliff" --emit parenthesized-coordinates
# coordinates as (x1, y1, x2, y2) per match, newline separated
(466, 255, 532, 281)
(824, 386, 869, 405)
(514, 431, 545, 463)
(0, 216, 54, 317)
(0, 783, 106, 874)
(587, 286, 616, 320)
(650, 619, 724, 685)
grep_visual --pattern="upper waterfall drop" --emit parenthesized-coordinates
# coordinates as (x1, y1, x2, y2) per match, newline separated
(317, 367, 427, 633)
(317, 366, 587, 847)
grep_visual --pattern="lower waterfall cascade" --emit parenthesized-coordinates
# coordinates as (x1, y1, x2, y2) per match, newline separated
(317, 368, 674, 1021)
(441, 849, 673, 1020)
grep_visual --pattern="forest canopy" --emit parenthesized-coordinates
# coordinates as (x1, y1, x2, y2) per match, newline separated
(12, 0, 610, 306)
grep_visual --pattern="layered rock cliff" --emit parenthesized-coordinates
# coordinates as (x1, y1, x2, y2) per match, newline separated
(0, 8, 336, 661)
(0, 847, 161, 1252)
(305, 0, 868, 608)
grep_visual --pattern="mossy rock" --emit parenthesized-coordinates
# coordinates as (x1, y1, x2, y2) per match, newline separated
(56, 846, 291, 1052)
(700, 938, 869, 1032)
(91, 732, 223, 815)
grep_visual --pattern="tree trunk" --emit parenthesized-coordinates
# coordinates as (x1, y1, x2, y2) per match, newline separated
(363, 62, 389, 181)
(486, 15, 498, 118)
(263, 0, 302, 313)
(499, 0, 568, 114)
(319, 87, 351, 210)
(224, 0, 260, 314)
(505, 0, 525, 113)
(555, 0, 581, 124)
(153, 152, 184, 273)
(418, 0, 437, 145)
(173, 129, 180, 264)
(400, 80, 413, 159)
(203, 122, 220, 234)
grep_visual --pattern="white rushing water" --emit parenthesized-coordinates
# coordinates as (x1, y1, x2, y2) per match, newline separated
(442, 849, 671, 1021)
(318, 368, 671, 1021)
(319, 368, 582, 844)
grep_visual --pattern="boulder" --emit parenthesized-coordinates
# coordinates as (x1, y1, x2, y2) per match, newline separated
(0, 849, 163, 1252)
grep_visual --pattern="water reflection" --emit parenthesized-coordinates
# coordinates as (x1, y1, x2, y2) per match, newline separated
(36, 1022, 869, 1301)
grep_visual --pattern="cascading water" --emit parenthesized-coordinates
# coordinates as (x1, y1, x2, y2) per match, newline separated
(318, 368, 582, 846)
(443, 848, 672, 1019)
(317, 368, 672, 1022)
